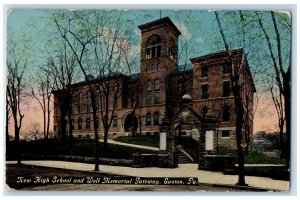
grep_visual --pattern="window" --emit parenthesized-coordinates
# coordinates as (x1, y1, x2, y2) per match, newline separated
(146, 65, 151, 72)
(113, 86, 118, 109)
(95, 117, 99, 129)
(77, 94, 81, 113)
(112, 115, 118, 127)
(86, 118, 90, 130)
(71, 96, 75, 114)
(145, 35, 161, 59)
(155, 63, 160, 71)
(222, 106, 230, 122)
(169, 47, 174, 59)
(86, 92, 91, 112)
(168, 37, 176, 60)
(94, 92, 99, 110)
(222, 63, 230, 74)
(146, 80, 152, 91)
(202, 107, 208, 118)
(222, 130, 230, 137)
(78, 119, 82, 130)
(223, 81, 230, 97)
(146, 93, 151, 105)
(154, 79, 160, 90)
(153, 112, 159, 126)
(154, 92, 159, 104)
(202, 66, 208, 78)
(146, 113, 151, 126)
(201, 84, 209, 99)
(71, 119, 75, 130)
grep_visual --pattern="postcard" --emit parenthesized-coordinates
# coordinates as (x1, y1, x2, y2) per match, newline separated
(5, 8, 291, 193)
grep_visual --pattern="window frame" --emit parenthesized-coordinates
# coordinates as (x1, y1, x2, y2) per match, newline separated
(154, 91, 159, 105)
(145, 113, 151, 126)
(112, 115, 118, 128)
(86, 118, 91, 130)
(222, 106, 230, 122)
(223, 81, 230, 97)
(221, 130, 230, 137)
(78, 119, 82, 130)
(201, 84, 209, 99)
(202, 66, 208, 78)
(153, 112, 159, 126)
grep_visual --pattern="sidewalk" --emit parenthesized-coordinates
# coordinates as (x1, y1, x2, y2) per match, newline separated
(6, 160, 289, 191)
(99, 139, 159, 151)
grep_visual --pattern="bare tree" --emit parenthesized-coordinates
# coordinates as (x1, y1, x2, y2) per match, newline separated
(52, 10, 137, 170)
(7, 47, 27, 165)
(269, 77, 285, 158)
(6, 86, 12, 144)
(214, 11, 247, 186)
(31, 66, 53, 140)
(46, 39, 79, 145)
(255, 11, 291, 169)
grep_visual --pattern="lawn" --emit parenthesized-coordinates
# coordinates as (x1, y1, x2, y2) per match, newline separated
(114, 135, 285, 164)
(217, 147, 286, 164)
(113, 135, 160, 148)
(6, 138, 157, 160)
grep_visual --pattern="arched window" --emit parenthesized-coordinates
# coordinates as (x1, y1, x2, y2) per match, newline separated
(112, 115, 118, 127)
(86, 92, 91, 112)
(154, 79, 160, 90)
(153, 112, 159, 126)
(146, 80, 152, 91)
(145, 113, 151, 126)
(168, 37, 176, 60)
(145, 34, 161, 59)
(222, 106, 230, 122)
(78, 119, 82, 130)
(86, 118, 90, 130)
(77, 94, 82, 113)
(94, 92, 99, 110)
(222, 63, 230, 74)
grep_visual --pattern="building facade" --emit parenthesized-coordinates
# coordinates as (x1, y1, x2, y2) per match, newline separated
(53, 17, 256, 149)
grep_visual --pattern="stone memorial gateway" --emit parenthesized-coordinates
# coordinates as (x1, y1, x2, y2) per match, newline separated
(157, 94, 235, 172)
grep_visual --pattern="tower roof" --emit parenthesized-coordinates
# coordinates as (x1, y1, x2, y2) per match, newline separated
(138, 17, 181, 36)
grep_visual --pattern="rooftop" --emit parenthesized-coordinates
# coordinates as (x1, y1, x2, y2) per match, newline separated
(138, 17, 181, 36)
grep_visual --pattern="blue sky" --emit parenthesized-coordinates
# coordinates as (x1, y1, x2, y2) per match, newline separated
(6, 9, 292, 132)
(7, 9, 223, 69)
(7, 9, 291, 92)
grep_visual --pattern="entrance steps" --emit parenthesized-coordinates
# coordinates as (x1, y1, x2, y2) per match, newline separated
(177, 147, 194, 164)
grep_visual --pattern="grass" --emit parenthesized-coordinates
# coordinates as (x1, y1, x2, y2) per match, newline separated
(113, 135, 160, 148)
(6, 138, 157, 160)
(217, 147, 285, 164)
(114, 135, 285, 164)
(7, 137, 286, 164)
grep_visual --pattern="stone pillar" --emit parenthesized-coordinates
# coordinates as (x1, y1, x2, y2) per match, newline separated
(198, 110, 217, 170)
(158, 117, 178, 168)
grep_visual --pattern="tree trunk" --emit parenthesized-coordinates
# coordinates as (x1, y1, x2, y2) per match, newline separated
(68, 111, 73, 148)
(46, 97, 51, 140)
(104, 126, 109, 152)
(234, 87, 246, 186)
(283, 75, 290, 169)
(14, 117, 21, 166)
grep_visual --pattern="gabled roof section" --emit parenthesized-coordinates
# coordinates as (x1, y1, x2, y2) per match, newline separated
(190, 48, 244, 63)
(138, 17, 181, 36)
